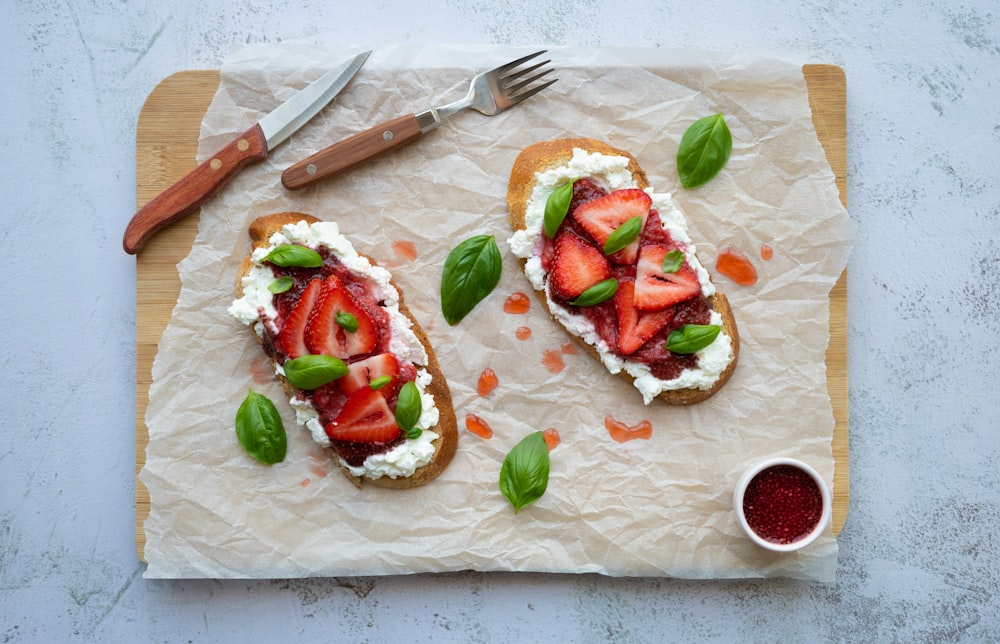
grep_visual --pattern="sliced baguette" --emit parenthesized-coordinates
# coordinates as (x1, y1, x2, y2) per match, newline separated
(507, 138, 739, 405)
(236, 212, 457, 488)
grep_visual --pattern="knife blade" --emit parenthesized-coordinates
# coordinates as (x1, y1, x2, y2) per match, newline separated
(122, 50, 371, 254)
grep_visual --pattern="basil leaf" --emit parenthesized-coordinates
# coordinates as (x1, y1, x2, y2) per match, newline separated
(677, 113, 732, 189)
(661, 249, 685, 273)
(268, 275, 294, 294)
(569, 278, 619, 307)
(263, 244, 323, 268)
(235, 390, 287, 465)
(441, 235, 502, 325)
(283, 354, 348, 390)
(499, 431, 550, 513)
(603, 216, 643, 255)
(335, 311, 358, 333)
(543, 180, 575, 239)
(666, 324, 721, 354)
(369, 375, 393, 390)
(395, 381, 422, 437)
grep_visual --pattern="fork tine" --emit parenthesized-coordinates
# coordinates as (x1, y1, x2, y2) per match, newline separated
(505, 68, 555, 97)
(501, 59, 551, 84)
(507, 77, 558, 104)
(495, 50, 547, 74)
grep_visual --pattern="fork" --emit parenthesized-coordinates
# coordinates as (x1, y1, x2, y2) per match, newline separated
(281, 50, 556, 189)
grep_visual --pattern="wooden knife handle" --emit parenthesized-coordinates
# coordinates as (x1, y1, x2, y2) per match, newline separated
(123, 123, 268, 254)
(281, 114, 423, 190)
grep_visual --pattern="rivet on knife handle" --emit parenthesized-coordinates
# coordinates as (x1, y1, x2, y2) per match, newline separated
(123, 124, 268, 254)
(281, 115, 424, 190)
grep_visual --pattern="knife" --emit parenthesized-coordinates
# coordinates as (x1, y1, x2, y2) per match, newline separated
(122, 50, 371, 254)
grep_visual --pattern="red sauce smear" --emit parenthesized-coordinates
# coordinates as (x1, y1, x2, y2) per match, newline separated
(541, 342, 578, 373)
(477, 368, 499, 397)
(716, 247, 758, 286)
(249, 356, 274, 385)
(542, 428, 561, 450)
(465, 413, 493, 439)
(515, 326, 532, 341)
(503, 292, 531, 314)
(300, 478, 311, 487)
(604, 416, 653, 443)
(541, 349, 565, 373)
(760, 243, 774, 261)
(306, 450, 330, 479)
(742, 465, 823, 544)
(392, 240, 418, 261)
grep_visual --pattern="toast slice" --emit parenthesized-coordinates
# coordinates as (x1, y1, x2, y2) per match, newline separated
(507, 138, 739, 405)
(231, 212, 457, 488)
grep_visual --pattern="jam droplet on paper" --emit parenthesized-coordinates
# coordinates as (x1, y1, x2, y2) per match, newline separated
(760, 243, 774, 261)
(742, 465, 823, 544)
(515, 326, 532, 341)
(503, 291, 531, 314)
(604, 416, 653, 443)
(541, 349, 565, 373)
(392, 240, 418, 261)
(542, 428, 561, 450)
(541, 342, 577, 373)
(306, 449, 330, 478)
(716, 247, 758, 286)
(250, 356, 274, 385)
(464, 413, 493, 439)
(477, 368, 499, 397)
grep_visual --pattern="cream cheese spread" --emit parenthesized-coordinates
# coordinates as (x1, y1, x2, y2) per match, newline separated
(228, 219, 440, 479)
(507, 148, 734, 404)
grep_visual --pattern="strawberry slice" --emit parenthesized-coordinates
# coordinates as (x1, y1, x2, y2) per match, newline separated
(305, 275, 379, 359)
(275, 278, 322, 359)
(633, 244, 701, 311)
(549, 231, 611, 301)
(325, 387, 401, 443)
(615, 280, 675, 354)
(340, 353, 401, 399)
(572, 188, 651, 264)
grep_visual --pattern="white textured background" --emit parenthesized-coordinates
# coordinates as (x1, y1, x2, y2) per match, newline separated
(2, 0, 998, 641)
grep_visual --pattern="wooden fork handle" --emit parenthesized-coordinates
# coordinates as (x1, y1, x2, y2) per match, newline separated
(281, 114, 424, 190)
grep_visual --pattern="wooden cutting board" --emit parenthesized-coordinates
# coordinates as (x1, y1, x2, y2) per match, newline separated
(134, 65, 849, 562)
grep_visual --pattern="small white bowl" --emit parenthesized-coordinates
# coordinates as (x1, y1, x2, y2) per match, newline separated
(733, 457, 832, 553)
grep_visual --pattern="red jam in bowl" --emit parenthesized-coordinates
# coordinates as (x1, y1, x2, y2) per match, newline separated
(741, 464, 824, 545)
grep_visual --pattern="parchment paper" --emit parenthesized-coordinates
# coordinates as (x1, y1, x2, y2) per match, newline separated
(140, 43, 854, 580)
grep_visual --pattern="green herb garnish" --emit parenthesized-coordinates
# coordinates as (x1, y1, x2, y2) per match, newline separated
(676, 113, 732, 189)
(499, 431, 550, 513)
(262, 244, 323, 268)
(395, 381, 422, 439)
(666, 324, 721, 354)
(661, 249, 685, 273)
(543, 180, 575, 238)
(569, 278, 619, 307)
(268, 276, 295, 294)
(603, 216, 643, 255)
(282, 354, 348, 390)
(234, 390, 287, 465)
(440, 235, 503, 325)
(335, 311, 358, 333)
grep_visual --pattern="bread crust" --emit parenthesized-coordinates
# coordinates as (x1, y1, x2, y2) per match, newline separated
(506, 139, 739, 405)
(236, 212, 457, 488)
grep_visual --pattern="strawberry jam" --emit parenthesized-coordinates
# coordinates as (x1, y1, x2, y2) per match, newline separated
(742, 465, 824, 544)
(540, 183, 712, 379)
